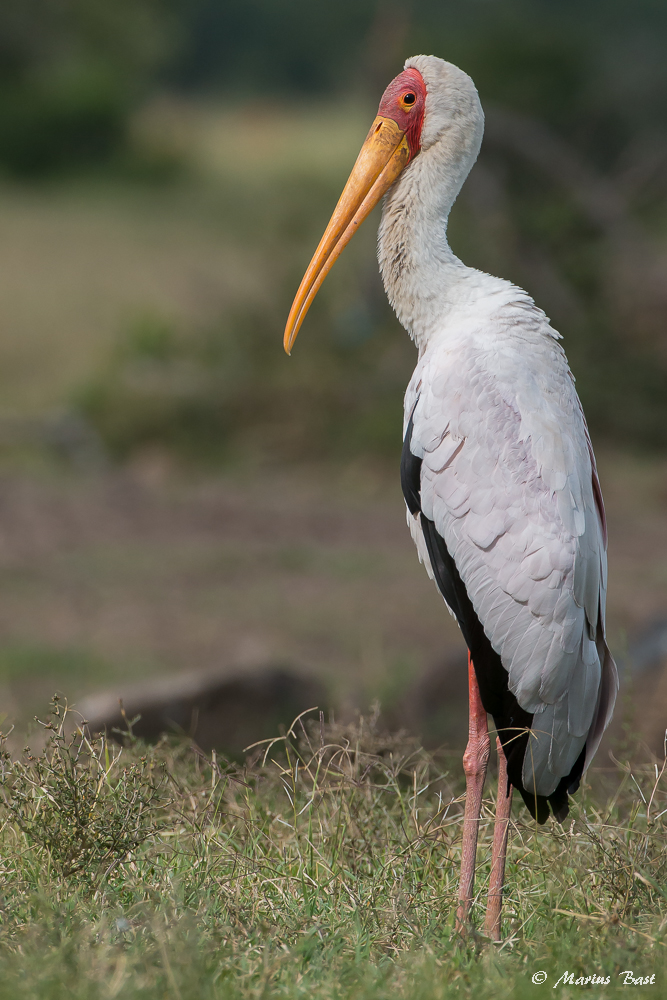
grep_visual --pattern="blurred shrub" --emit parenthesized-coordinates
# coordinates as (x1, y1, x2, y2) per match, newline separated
(0, 0, 175, 175)
(73, 0, 667, 467)
(75, 91, 667, 468)
(75, 300, 667, 468)
(74, 110, 667, 468)
(172, 0, 667, 161)
(4, 0, 666, 180)
(76, 296, 415, 465)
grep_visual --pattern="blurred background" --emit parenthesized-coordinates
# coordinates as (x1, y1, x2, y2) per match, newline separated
(0, 0, 666, 757)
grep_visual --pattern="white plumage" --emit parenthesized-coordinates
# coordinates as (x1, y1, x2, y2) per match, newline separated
(403, 287, 616, 796)
(285, 48, 618, 820)
(284, 54, 620, 933)
(378, 55, 618, 801)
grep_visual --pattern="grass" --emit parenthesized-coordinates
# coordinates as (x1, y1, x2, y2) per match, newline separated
(0, 700, 665, 998)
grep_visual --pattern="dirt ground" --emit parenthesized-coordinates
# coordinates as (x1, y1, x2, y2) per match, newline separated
(0, 447, 665, 749)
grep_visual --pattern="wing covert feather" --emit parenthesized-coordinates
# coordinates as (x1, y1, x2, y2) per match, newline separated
(406, 294, 618, 797)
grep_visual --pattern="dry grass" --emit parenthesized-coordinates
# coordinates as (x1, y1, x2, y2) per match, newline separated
(0, 701, 665, 998)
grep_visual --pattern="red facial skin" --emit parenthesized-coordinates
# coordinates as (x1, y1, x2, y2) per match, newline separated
(377, 67, 426, 161)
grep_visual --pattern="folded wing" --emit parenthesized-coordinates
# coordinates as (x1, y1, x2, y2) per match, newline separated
(405, 300, 618, 801)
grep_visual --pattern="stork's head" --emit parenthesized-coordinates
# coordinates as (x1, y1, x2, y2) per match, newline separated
(283, 55, 483, 353)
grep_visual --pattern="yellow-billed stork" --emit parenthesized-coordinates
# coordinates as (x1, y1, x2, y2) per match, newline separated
(283, 55, 619, 940)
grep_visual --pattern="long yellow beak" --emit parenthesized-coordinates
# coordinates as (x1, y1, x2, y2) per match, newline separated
(283, 116, 410, 354)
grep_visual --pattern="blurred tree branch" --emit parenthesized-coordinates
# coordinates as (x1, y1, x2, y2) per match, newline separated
(484, 107, 667, 355)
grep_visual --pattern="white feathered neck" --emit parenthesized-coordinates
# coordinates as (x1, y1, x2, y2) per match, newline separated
(378, 55, 491, 352)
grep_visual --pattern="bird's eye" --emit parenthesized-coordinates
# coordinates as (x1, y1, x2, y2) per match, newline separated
(401, 92, 416, 109)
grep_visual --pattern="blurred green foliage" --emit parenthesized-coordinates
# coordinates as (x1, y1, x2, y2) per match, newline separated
(77, 297, 412, 465)
(75, 282, 667, 468)
(3, 0, 666, 457)
(76, 100, 667, 465)
(0, 0, 174, 174)
(173, 0, 667, 152)
(5, 0, 667, 175)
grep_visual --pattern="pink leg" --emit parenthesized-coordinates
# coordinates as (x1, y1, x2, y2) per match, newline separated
(456, 652, 490, 933)
(484, 736, 513, 941)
